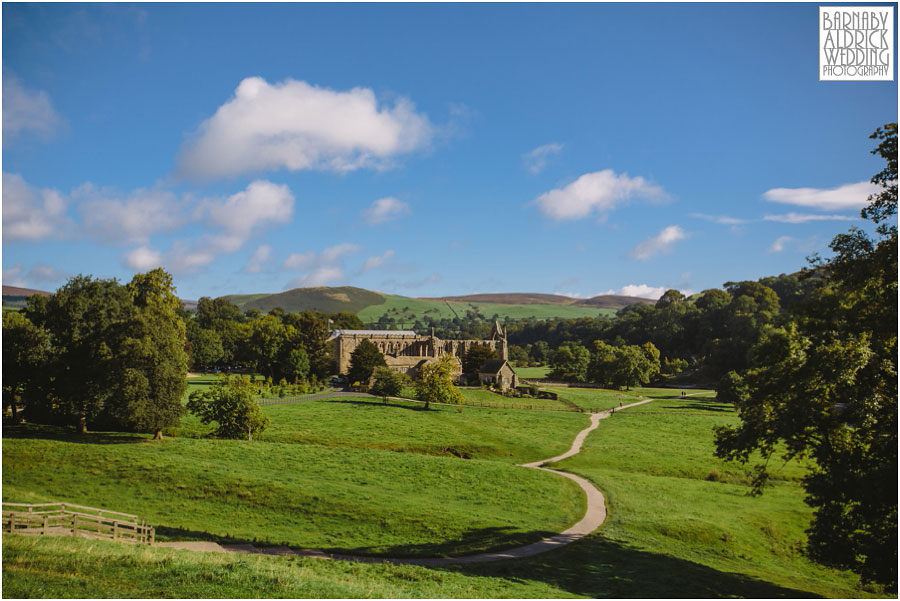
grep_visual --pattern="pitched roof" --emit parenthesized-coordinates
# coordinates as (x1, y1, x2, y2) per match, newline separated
(330, 329, 417, 338)
(478, 359, 510, 374)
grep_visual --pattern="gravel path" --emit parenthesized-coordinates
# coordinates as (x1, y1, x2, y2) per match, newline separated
(157, 396, 657, 565)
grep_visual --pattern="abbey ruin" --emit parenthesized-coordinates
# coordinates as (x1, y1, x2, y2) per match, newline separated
(330, 322, 510, 379)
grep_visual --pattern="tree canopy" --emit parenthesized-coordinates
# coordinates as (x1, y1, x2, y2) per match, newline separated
(714, 123, 897, 589)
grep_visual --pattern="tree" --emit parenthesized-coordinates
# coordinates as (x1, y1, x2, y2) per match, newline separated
(2, 311, 51, 423)
(330, 311, 365, 329)
(187, 325, 224, 370)
(549, 344, 590, 382)
(248, 315, 287, 379)
(114, 269, 189, 440)
(186, 376, 269, 440)
(462, 344, 497, 381)
(347, 339, 386, 385)
(279, 347, 310, 383)
(370, 366, 407, 401)
(416, 354, 463, 410)
(612, 343, 660, 390)
(715, 124, 897, 590)
(25, 275, 138, 434)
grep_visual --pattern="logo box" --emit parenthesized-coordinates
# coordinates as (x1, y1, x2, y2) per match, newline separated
(820, 6, 895, 81)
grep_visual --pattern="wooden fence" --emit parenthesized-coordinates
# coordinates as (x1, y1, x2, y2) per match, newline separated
(2, 502, 154, 544)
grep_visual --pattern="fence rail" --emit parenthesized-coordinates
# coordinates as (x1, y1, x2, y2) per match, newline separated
(2, 502, 154, 544)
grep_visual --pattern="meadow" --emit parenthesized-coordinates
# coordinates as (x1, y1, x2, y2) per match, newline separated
(2, 383, 884, 598)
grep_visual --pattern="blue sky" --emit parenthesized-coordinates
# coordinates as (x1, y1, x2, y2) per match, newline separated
(3, 3, 897, 301)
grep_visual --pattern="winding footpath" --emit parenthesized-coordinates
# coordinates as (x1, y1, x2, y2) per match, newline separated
(157, 397, 657, 565)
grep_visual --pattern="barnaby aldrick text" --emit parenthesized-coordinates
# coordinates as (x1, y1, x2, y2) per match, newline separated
(820, 7, 894, 81)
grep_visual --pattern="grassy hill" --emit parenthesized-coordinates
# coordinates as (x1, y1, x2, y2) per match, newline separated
(3, 389, 879, 598)
(1, 285, 52, 309)
(218, 287, 646, 323)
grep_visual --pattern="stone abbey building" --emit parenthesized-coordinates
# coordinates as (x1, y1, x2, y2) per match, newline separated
(329, 322, 510, 381)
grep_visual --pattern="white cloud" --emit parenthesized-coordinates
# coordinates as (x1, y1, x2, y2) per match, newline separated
(534, 169, 667, 220)
(762, 181, 880, 211)
(362, 197, 410, 224)
(379, 273, 441, 291)
(286, 266, 345, 288)
(76, 184, 185, 245)
(178, 76, 434, 178)
(628, 225, 689, 261)
(124, 246, 163, 270)
(282, 243, 361, 289)
(2, 71, 63, 145)
(690, 213, 749, 225)
(2, 172, 69, 242)
(3, 263, 67, 288)
(243, 244, 273, 274)
(201, 180, 294, 236)
(319, 243, 360, 264)
(763, 212, 857, 224)
(361, 249, 395, 273)
(2, 265, 27, 288)
(283, 252, 315, 270)
(120, 180, 295, 275)
(600, 284, 668, 300)
(768, 236, 793, 253)
(523, 143, 563, 174)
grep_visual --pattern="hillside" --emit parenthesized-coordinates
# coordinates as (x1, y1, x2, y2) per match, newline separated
(219, 287, 625, 322)
(430, 292, 655, 309)
(2, 285, 52, 309)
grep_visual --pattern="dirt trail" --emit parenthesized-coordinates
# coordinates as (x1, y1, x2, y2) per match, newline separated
(158, 397, 658, 565)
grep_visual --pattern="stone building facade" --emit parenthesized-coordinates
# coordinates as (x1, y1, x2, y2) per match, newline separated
(330, 323, 509, 379)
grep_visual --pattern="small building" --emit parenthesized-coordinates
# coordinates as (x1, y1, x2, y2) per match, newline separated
(478, 359, 519, 390)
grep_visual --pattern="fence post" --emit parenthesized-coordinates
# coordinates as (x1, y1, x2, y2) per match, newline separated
(43, 515, 48, 535)
(9, 514, 15, 533)
(73, 515, 78, 537)
(113, 521, 118, 540)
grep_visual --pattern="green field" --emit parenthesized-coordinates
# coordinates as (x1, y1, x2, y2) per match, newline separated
(357, 294, 612, 325)
(3, 386, 883, 598)
(514, 365, 551, 379)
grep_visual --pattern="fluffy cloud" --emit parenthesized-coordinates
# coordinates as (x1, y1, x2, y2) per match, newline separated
(523, 143, 563, 174)
(124, 246, 163, 270)
(762, 212, 857, 224)
(628, 225, 689, 261)
(282, 243, 361, 289)
(243, 244, 273, 274)
(286, 266, 345, 288)
(76, 184, 186, 245)
(362, 197, 410, 224)
(2, 263, 67, 288)
(178, 77, 434, 178)
(201, 180, 294, 236)
(768, 236, 793, 253)
(599, 284, 668, 300)
(120, 180, 294, 274)
(762, 181, 880, 210)
(534, 169, 667, 220)
(361, 249, 395, 273)
(2, 172, 69, 242)
(2, 72, 63, 145)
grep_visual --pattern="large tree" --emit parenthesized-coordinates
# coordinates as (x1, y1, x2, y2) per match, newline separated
(25, 275, 138, 434)
(2, 311, 51, 423)
(714, 124, 897, 590)
(462, 344, 497, 381)
(113, 269, 189, 439)
(347, 339, 386, 385)
(416, 354, 463, 410)
(187, 376, 269, 440)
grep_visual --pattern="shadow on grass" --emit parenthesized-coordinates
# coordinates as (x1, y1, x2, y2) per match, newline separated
(3, 423, 146, 445)
(662, 403, 733, 413)
(326, 526, 553, 559)
(327, 398, 435, 412)
(437, 533, 823, 599)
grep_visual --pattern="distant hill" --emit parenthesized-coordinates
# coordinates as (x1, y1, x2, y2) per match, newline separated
(215, 287, 654, 324)
(428, 292, 655, 309)
(2, 285, 52, 309)
(224, 286, 386, 315)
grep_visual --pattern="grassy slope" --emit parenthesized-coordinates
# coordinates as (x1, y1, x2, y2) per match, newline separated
(3, 393, 882, 598)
